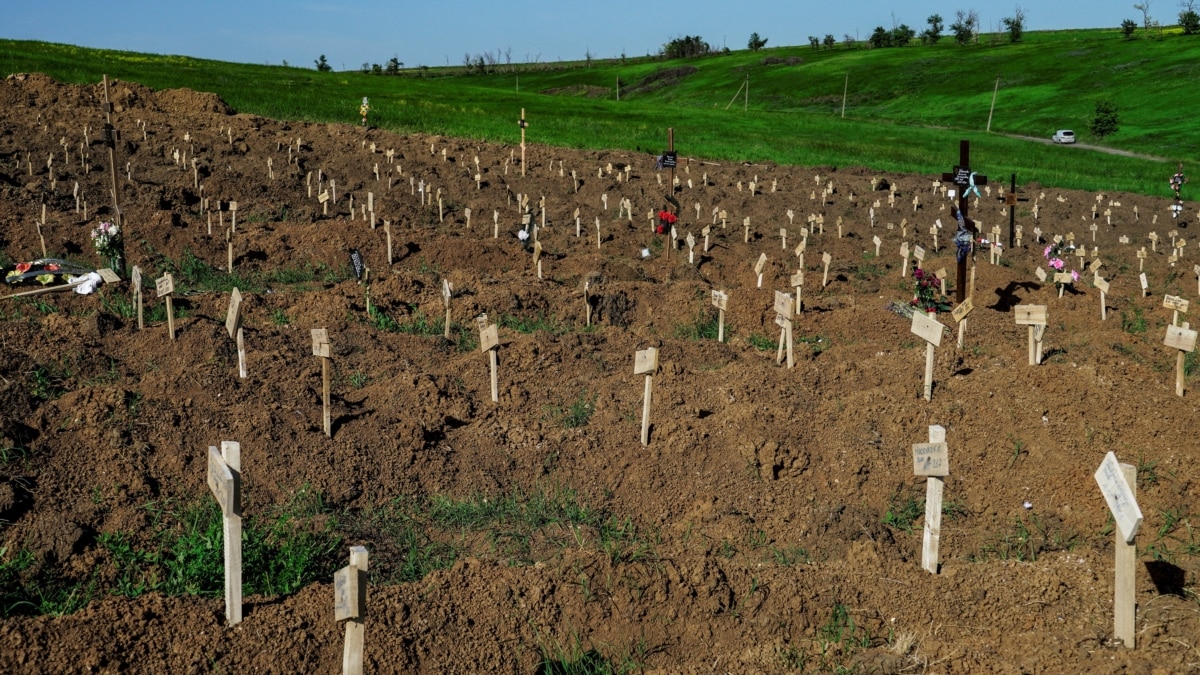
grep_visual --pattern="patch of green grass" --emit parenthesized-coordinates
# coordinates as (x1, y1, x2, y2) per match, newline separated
(500, 312, 565, 335)
(348, 371, 369, 388)
(0, 546, 96, 618)
(100, 290, 135, 319)
(103, 487, 342, 600)
(269, 308, 291, 325)
(747, 333, 775, 351)
(340, 498, 458, 584)
(673, 311, 720, 340)
(29, 360, 73, 401)
(797, 334, 828, 355)
(1121, 307, 1148, 335)
(882, 491, 923, 534)
(0, 445, 32, 466)
(537, 633, 639, 675)
(971, 514, 1081, 563)
(544, 391, 598, 429)
(768, 544, 810, 566)
(367, 303, 442, 335)
(1007, 435, 1027, 469)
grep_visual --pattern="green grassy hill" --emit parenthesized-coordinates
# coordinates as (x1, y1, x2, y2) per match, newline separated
(2, 29, 1198, 195)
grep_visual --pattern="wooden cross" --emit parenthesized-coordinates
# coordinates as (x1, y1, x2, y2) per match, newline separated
(519, 109, 527, 176)
(941, 141, 987, 302)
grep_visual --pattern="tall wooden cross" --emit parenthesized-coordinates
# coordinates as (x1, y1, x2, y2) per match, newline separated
(664, 128, 678, 213)
(941, 141, 987, 302)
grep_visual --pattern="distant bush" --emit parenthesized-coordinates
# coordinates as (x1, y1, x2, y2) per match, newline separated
(1091, 99, 1120, 138)
(1181, 10, 1200, 35)
(760, 56, 804, 66)
(662, 35, 712, 59)
(1121, 19, 1138, 39)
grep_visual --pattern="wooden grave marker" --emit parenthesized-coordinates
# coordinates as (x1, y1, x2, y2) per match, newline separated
(226, 288, 246, 378)
(900, 242, 910, 277)
(1164, 323, 1198, 397)
(1094, 452, 1142, 648)
(952, 296, 974, 349)
(773, 291, 795, 369)
(754, 253, 768, 288)
(1163, 295, 1189, 326)
(334, 546, 369, 675)
(1095, 274, 1110, 321)
(131, 265, 144, 331)
(1015, 304, 1048, 365)
(312, 329, 332, 437)
(635, 347, 659, 446)
(941, 141, 987, 302)
(913, 425, 948, 573)
(156, 273, 176, 340)
(791, 269, 804, 313)
(442, 280, 453, 339)
(1140, 272, 1149, 298)
(207, 441, 242, 625)
(873, 235, 882, 257)
(481, 323, 499, 402)
(822, 252, 832, 287)
(911, 311, 944, 401)
(711, 290, 728, 342)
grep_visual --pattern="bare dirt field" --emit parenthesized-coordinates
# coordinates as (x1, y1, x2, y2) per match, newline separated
(1, 72, 1198, 673)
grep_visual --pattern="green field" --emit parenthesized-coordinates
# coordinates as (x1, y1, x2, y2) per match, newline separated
(3, 27, 1198, 196)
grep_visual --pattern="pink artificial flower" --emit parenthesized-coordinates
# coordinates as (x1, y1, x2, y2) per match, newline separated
(1071, 270, 1080, 282)
(1043, 245, 1053, 257)
(1050, 258, 1065, 270)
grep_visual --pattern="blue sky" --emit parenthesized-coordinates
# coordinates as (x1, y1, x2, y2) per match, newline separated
(5, 1, 1151, 71)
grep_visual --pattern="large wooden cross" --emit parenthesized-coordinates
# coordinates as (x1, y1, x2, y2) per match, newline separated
(941, 141, 987, 302)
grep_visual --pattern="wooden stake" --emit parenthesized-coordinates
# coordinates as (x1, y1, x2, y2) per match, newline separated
(442, 279, 453, 339)
(132, 266, 144, 331)
(156, 273, 176, 340)
(207, 441, 242, 626)
(335, 546, 369, 675)
(480, 323, 500, 403)
(635, 348, 658, 446)
(911, 311, 944, 400)
(1094, 453, 1142, 649)
(711, 290, 728, 343)
(312, 329, 332, 437)
(236, 327, 247, 379)
(914, 426, 948, 574)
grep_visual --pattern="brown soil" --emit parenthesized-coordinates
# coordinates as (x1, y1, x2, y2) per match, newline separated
(1, 72, 1198, 673)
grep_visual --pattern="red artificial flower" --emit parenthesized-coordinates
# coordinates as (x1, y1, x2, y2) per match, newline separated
(45, 264, 60, 272)
(15, 262, 31, 274)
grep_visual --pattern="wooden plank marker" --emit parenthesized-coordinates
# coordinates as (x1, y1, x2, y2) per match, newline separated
(911, 311, 944, 401)
(226, 287, 246, 378)
(1164, 323, 1198, 397)
(207, 441, 242, 626)
(1163, 294, 1189, 327)
(913, 425, 948, 574)
(334, 546, 369, 675)
(754, 253, 767, 288)
(1095, 274, 1110, 321)
(442, 279, 453, 339)
(1094, 452, 1142, 649)
(774, 291, 795, 369)
(951, 296, 973, 349)
(481, 323, 499, 403)
(1015, 304, 1048, 365)
(711, 290, 728, 342)
(584, 281, 592, 327)
(822, 252, 832, 287)
(132, 265, 144, 331)
(312, 329, 332, 437)
(156, 273, 176, 340)
(635, 347, 659, 446)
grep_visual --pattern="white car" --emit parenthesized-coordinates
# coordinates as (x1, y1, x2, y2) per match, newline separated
(1052, 130, 1076, 144)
